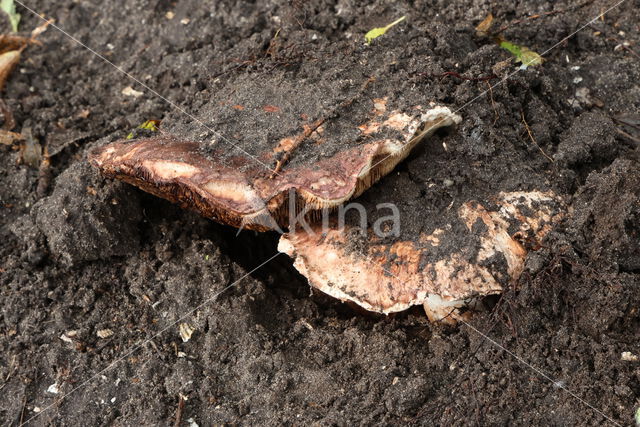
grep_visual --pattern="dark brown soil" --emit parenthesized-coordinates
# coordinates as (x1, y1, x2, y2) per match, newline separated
(1, 0, 639, 425)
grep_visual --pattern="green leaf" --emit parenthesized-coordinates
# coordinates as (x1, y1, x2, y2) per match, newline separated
(498, 40, 543, 69)
(0, 0, 20, 33)
(126, 119, 160, 139)
(519, 49, 544, 68)
(365, 16, 406, 44)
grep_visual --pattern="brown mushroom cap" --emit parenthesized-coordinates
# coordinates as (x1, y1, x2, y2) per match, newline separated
(90, 106, 461, 230)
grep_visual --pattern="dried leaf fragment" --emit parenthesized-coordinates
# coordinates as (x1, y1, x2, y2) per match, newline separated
(262, 105, 281, 113)
(59, 330, 78, 343)
(179, 323, 194, 342)
(475, 13, 494, 37)
(0, 128, 21, 145)
(0, 28, 49, 93)
(96, 328, 114, 339)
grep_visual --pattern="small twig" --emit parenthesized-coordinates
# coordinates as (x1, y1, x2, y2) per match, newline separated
(174, 394, 186, 427)
(469, 379, 482, 426)
(0, 99, 15, 130)
(270, 118, 325, 177)
(485, 81, 499, 125)
(521, 111, 554, 162)
(19, 395, 27, 425)
(616, 128, 640, 147)
(613, 114, 640, 132)
(265, 28, 282, 59)
(0, 355, 17, 391)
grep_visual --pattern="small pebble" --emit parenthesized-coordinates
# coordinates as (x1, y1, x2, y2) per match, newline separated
(121, 86, 143, 98)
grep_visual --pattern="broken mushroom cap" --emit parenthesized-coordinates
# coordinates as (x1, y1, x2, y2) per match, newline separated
(278, 191, 565, 323)
(90, 106, 461, 230)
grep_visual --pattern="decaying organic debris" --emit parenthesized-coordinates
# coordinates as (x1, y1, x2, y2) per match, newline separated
(279, 191, 565, 322)
(91, 105, 461, 230)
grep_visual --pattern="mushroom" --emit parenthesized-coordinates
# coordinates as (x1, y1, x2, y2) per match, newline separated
(90, 105, 461, 230)
(278, 191, 565, 322)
